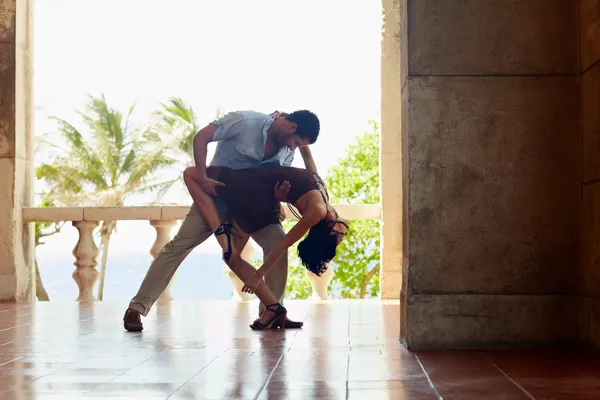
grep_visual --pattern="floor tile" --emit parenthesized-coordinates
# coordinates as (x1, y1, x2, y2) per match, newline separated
(0, 301, 597, 400)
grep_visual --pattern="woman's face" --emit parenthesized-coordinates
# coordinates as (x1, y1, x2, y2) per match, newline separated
(330, 219, 349, 245)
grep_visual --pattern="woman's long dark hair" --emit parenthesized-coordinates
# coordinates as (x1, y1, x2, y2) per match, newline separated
(297, 220, 338, 276)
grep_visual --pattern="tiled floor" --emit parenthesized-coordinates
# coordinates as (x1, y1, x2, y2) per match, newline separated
(0, 301, 598, 399)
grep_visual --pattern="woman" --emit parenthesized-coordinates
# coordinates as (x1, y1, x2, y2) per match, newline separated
(183, 164, 349, 330)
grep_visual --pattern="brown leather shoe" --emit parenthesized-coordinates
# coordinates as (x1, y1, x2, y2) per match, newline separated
(123, 308, 143, 332)
(284, 317, 303, 329)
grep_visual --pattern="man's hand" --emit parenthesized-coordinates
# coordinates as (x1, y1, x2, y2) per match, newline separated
(242, 271, 264, 294)
(274, 180, 291, 203)
(198, 176, 225, 196)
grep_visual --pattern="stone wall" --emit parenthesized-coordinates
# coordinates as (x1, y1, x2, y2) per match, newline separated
(399, 0, 581, 349)
(579, 0, 600, 348)
(0, 0, 34, 301)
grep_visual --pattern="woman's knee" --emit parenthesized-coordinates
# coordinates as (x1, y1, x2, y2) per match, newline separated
(225, 253, 243, 270)
(183, 167, 197, 185)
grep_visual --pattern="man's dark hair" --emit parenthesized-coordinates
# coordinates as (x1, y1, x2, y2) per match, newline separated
(297, 220, 338, 276)
(286, 110, 320, 144)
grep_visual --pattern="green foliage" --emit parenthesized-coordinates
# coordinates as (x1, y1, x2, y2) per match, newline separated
(151, 97, 200, 166)
(324, 120, 381, 298)
(285, 120, 381, 299)
(250, 232, 312, 300)
(36, 94, 179, 299)
(282, 220, 313, 299)
(152, 97, 223, 167)
(34, 198, 65, 246)
(37, 93, 176, 207)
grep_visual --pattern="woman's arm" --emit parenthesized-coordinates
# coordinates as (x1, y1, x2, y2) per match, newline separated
(241, 208, 324, 294)
(241, 189, 328, 293)
(260, 212, 319, 273)
(299, 146, 318, 174)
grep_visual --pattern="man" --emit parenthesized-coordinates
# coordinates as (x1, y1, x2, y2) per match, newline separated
(123, 109, 321, 331)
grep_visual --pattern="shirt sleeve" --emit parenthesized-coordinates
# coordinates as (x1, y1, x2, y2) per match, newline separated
(209, 111, 245, 142)
(282, 149, 295, 166)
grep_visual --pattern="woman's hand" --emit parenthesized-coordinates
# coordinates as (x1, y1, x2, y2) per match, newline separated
(242, 271, 264, 294)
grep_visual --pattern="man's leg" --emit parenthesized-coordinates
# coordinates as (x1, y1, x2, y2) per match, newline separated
(251, 223, 303, 329)
(124, 204, 218, 331)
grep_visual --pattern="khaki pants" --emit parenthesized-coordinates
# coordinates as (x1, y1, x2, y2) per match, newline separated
(128, 204, 287, 317)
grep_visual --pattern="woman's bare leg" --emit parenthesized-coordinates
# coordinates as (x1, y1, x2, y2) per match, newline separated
(229, 228, 284, 325)
(183, 167, 228, 251)
(184, 167, 283, 325)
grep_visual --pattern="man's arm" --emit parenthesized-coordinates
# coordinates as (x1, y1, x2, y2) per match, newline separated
(192, 111, 245, 195)
(193, 124, 218, 180)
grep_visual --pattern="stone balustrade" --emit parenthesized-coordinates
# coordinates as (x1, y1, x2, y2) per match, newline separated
(23, 205, 381, 301)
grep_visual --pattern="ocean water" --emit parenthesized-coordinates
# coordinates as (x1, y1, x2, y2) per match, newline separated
(38, 250, 237, 302)
(35, 220, 250, 301)
(34, 220, 351, 302)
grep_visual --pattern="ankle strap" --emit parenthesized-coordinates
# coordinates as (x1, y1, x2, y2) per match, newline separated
(214, 223, 232, 236)
(265, 303, 282, 312)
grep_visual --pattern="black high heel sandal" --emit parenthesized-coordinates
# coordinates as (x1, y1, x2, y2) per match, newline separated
(214, 223, 233, 262)
(250, 303, 287, 330)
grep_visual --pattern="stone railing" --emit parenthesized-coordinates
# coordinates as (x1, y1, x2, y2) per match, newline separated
(23, 205, 381, 302)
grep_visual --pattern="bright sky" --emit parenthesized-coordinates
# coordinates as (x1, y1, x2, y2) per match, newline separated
(34, 0, 381, 255)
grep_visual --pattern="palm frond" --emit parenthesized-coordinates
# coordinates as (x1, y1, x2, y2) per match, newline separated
(125, 147, 176, 189)
(78, 94, 126, 183)
(134, 178, 179, 204)
(37, 163, 88, 194)
(153, 97, 201, 163)
(40, 95, 180, 210)
(49, 117, 109, 189)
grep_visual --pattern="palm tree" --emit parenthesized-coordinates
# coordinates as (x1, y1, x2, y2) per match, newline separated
(37, 94, 177, 300)
(153, 97, 223, 166)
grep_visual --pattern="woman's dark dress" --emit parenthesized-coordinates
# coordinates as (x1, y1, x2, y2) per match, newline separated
(206, 165, 320, 234)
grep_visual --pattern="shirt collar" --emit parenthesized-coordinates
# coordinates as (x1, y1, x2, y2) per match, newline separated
(262, 116, 274, 145)
(261, 116, 288, 162)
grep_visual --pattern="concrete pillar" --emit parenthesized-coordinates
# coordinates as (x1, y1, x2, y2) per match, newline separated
(380, 0, 404, 299)
(0, 0, 35, 301)
(578, 0, 600, 348)
(399, 0, 580, 349)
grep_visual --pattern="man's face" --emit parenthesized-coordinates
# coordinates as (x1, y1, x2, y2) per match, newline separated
(279, 133, 311, 151)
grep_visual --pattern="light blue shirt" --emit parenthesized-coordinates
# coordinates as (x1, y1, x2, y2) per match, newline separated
(207, 111, 295, 217)
(209, 111, 294, 169)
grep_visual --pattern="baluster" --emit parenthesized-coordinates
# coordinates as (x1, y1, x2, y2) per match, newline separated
(72, 221, 99, 302)
(307, 267, 334, 300)
(150, 220, 177, 302)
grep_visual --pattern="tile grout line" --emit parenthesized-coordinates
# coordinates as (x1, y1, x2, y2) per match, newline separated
(346, 301, 351, 399)
(165, 354, 219, 399)
(383, 303, 401, 329)
(581, 58, 600, 76)
(485, 355, 535, 400)
(345, 353, 350, 400)
(252, 354, 284, 400)
(90, 319, 189, 398)
(410, 73, 578, 78)
(0, 356, 23, 367)
(413, 353, 444, 400)
(78, 353, 155, 397)
(250, 301, 314, 400)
